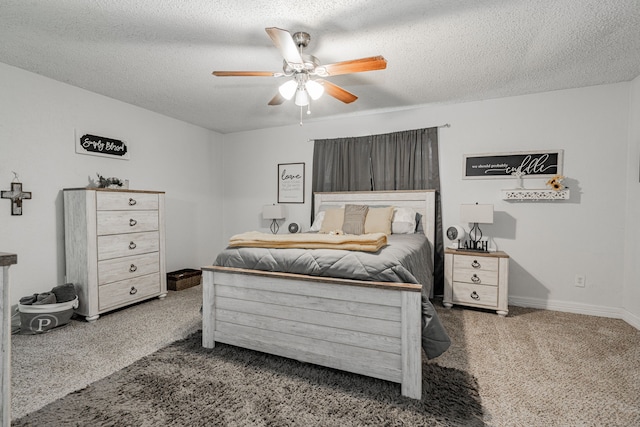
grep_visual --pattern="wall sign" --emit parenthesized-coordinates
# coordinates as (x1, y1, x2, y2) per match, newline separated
(75, 130, 130, 160)
(278, 162, 305, 204)
(463, 150, 563, 179)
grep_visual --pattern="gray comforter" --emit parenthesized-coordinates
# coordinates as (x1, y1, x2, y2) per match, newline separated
(214, 234, 451, 359)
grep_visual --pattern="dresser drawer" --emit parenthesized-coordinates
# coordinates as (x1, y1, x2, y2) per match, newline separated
(96, 192, 159, 211)
(98, 253, 160, 285)
(98, 231, 159, 260)
(452, 282, 498, 308)
(97, 210, 159, 235)
(98, 272, 161, 311)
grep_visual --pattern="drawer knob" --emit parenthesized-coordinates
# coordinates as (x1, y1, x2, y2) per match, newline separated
(129, 286, 138, 295)
(471, 260, 481, 269)
(470, 291, 480, 300)
(129, 198, 137, 206)
(128, 241, 137, 250)
(129, 264, 137, 272)
(129, 218, 138, 226)
(471, 274, 481, 283)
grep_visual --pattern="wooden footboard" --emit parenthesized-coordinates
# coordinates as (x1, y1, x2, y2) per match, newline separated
(202, 266, 422, 399)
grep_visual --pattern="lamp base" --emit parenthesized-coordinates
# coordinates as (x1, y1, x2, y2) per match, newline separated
(270, 219, 280, 234)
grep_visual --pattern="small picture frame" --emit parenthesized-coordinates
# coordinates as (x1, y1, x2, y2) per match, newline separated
(278, 162, 305, 204)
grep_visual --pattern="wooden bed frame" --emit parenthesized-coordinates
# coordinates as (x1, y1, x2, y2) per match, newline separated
(202, 190, 436, 400)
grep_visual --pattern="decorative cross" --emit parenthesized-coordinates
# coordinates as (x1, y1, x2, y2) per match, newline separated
(1, 174, 32, 216)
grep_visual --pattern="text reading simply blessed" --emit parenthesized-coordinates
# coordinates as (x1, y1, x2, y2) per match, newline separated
(80, 134, 128, 156)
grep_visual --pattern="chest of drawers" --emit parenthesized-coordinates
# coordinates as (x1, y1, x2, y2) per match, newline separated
(63, 188, 167, 321)
(443, 248, 509, 316)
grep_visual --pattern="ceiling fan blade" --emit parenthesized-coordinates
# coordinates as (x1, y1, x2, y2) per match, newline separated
(321, 56, 387, 76)
(212, 71, 277, 77)
(319, 80, 358, 104)
(268, 92, 286, 106)
(265, 27, 304, 68)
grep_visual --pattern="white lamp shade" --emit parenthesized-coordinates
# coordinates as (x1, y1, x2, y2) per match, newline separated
(305, 80, 324, 100)
(262, 204, 286, 219)
(295, 88, 309, 106)
(460, 203, 494, 224)
(278, 80, 297, 100)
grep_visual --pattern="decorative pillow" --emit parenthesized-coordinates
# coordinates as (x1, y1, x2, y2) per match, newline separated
(342, 204, 369, 235)
(310, 205, 344, 232)
(392, 207, 417, 234)
(415, 212, 424, 233)
(319, 208, 345, 233)
(309, 211, 326, 232)
(364, 206, 394, 235)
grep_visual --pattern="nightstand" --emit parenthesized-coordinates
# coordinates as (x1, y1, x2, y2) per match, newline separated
(443, 248, 509, 316)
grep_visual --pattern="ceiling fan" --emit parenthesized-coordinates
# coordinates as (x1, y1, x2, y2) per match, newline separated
(212, 27, 387, 113)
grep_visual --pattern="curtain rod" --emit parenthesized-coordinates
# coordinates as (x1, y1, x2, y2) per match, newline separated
(308, 124, 451, 143)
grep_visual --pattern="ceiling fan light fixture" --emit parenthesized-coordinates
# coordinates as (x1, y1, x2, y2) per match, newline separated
(305, 80, 324, 100)
(295, 88, 309, 106)
(278, 80, 298, 100)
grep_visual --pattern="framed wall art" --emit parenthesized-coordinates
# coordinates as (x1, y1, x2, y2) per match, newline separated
(278, 162, 305, 203)
(463, 150, 563, 179)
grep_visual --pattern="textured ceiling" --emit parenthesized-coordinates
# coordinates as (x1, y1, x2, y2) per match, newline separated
(1, 0, 639, 134)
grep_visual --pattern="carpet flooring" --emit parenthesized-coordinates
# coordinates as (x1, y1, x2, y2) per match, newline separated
(13, 330, 484, 426)
(10, 284, 640, 426)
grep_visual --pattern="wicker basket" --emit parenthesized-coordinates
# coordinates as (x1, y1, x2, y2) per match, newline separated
(167, 269, 202, 291)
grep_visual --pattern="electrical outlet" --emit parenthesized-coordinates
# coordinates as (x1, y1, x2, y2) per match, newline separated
(574, 274, 586, 287)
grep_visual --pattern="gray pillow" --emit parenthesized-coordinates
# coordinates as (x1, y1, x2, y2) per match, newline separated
(342, 204, 369, 235)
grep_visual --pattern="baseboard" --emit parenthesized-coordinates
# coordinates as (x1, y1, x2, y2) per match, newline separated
(621, 309, 640, 330)
(508, 296, 628, 322)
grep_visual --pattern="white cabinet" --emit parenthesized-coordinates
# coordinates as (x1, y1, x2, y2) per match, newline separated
(443, 248, 509, 316)
(63, 189, 167, 321)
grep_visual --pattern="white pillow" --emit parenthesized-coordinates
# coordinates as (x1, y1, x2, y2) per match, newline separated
(391, 207, 417, 234)
(309, 211, 325, 232)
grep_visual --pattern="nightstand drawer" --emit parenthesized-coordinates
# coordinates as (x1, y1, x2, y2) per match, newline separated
(452, 282, 498, 308)
(453, 268, 498, 286)
(96, 192, 159, 211)
(453, 254, 499, 272)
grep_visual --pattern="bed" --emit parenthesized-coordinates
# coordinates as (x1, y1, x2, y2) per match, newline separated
(202, 190, 450, 400)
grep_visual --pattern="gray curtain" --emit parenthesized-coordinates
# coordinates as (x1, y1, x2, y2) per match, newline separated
(312, 127, 444, 295)
(311, 136, 372, 192)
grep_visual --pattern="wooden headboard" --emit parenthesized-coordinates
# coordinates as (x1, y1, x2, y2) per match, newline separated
(313, 190, 437, 268)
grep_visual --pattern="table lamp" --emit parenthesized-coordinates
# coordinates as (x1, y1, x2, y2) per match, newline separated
(460, 203, 494, 251)
(262, 204, 286, 234)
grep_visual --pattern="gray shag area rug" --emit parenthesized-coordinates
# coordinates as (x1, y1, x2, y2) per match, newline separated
(13, 330, 483, 426)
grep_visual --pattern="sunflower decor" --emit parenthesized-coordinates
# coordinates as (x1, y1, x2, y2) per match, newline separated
(546, 174, 565, 191)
